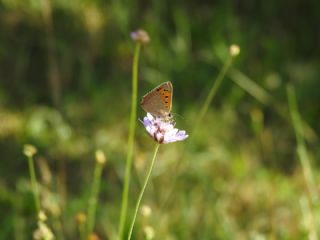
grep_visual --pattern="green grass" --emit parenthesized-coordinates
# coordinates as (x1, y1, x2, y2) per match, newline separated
(0, 0, 320, 239)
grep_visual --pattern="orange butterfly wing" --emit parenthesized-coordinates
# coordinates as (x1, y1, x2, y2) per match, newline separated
(140, 81, 173, 117)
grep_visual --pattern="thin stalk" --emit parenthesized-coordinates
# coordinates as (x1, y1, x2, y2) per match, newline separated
(78, 223, 86, 240)
(127, 144, 160, 240)
(287, 85, 318, 203)
(193, 55, 233, 133)
(299, 196, 318, 240)
(86, 161, 105, 237)
(27, 155, 41, 214)
(289, 86, 319, 240)
(161, 53, 236, 209)
(52, 218, 65, 240)
(118, 43, 141, 240)
(228, 68, 317, 142)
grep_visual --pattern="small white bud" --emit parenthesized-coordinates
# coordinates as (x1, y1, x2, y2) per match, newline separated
(229, 44, 240, 57)
(144, 225, 155, 240)
(95, 150, 106, 164)
(140, 205, 152, 217)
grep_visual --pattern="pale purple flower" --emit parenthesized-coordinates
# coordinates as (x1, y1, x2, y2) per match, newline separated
(141, 113, 188, 144)
(130, 29, 150, 44)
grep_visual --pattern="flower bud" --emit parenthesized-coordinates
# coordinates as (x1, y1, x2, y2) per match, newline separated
(75, 212, 87, 225)
(95, 150, 106, 164)
(140, 204, 152, 217)
(38, 211, 47, 222)
(229, 44, 240, 57)
(23, 144, 37, 158)
(144, 225, 155, 240)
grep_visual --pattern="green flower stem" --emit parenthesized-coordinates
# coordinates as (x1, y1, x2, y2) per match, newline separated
(53, 218, 65, 240)
(86, 161, 105, 237)
(118, 42, 141, 240)
(287, 85, 318, 203)
(193, 55, 233, 133)
(127, 144, 160, 240)
(27, 155, 41, 214)
(78, 222, 86, 240)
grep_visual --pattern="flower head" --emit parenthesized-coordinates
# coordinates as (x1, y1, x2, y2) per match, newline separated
(88, 233, 101, 240)
(140, 204, 152, 217)
(141, 113, 188, 144)
(144, 225, 155, 240)
(131, 29, 150, 44)
(229, 44, 240, 57)
(75, 212, 87, 225)
(23, 144, 37, 158)
(95, 149, 106, 164)
(33, 222, 54, 240)
(38, 211, 47, 222)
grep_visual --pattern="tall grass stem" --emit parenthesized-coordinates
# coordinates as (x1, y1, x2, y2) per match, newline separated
(228, 69, 317, 142)
(78, 223, 86, 240)
(193, 55, 233, 133)
(288, 85, 319, 239)
(287, 85, 318, 203)
(161, 52, 236, 209)
(53, 218, 65, 240)
(127, 144, 160, 240)
(86, 160, 105, 237)
(299, 196, 318, 240)
(118, 43, 141, 240)
(27, 155, 41, 214)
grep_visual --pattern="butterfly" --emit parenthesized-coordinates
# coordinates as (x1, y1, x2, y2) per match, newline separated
(140, 81, 173, 119)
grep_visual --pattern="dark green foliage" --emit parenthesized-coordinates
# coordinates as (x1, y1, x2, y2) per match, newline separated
(0, 0, 319, 239)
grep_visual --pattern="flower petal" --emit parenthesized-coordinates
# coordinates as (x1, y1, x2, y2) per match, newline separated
(141, 114, 188, 144)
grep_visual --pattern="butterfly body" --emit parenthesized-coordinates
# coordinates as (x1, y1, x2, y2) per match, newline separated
(140, 81, 173, 119)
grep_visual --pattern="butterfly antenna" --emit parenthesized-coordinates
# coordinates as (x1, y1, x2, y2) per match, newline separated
(171, 112, 184, 120)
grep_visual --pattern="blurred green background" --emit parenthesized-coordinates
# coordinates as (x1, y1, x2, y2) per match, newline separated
(1, 0, 320, 239)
